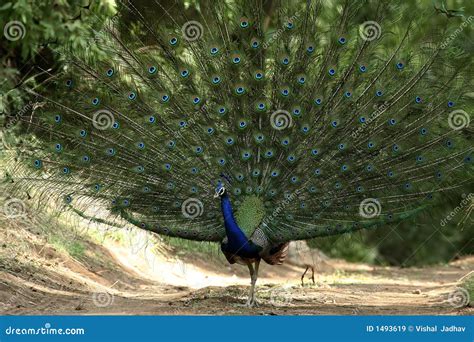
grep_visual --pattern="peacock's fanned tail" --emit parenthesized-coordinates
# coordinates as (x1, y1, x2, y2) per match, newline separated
(5, 0, 473, 244)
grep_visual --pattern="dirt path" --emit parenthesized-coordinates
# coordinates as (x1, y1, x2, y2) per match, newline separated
(0, 220, 472, 315)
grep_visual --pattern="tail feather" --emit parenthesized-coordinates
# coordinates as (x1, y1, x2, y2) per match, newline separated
(4, 0, 472, 244)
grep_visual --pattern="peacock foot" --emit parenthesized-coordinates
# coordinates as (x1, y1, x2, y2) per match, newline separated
(244, 297, 259, 307)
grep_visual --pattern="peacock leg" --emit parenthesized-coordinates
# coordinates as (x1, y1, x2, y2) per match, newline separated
(249, 259, 260, 307)
(244, 260, 260, 307)
(311, 266, 315, 285)
(245, 262, 255, 306)
(301, 266, 309, 286)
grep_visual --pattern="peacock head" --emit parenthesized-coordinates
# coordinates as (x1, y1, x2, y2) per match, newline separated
(213, 182, 226, 199)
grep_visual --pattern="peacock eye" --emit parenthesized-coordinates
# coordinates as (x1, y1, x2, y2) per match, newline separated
(218, 187, 225, 195)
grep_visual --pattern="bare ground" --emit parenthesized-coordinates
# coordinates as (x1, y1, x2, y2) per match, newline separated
(0, 216, 472, 316)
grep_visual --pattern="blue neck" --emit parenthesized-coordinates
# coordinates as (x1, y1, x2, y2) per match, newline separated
(220, 193, 248, 247)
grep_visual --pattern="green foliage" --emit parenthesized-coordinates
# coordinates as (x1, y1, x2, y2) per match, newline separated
(312, 190, 473, 266)
(0, 0, 115, 123)
(310, 234, 379, 264)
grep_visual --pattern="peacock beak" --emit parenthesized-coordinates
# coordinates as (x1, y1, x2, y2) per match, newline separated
(213, 193, 219, 199)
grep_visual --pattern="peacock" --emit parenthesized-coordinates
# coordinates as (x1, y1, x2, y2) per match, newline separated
(287, 240, 333, 286)
(3, 0, 473, 307)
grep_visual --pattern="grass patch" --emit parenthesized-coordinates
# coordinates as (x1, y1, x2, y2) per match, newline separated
(49, 235, 86, 260)
(165, 237, 223, 260)
(44, 219, 88, 260)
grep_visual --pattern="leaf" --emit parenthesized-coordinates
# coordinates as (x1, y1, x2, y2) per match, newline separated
(0, 2, 13, 11)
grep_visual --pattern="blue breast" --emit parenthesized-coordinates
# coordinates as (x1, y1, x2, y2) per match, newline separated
(220, 193, 261, 258)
